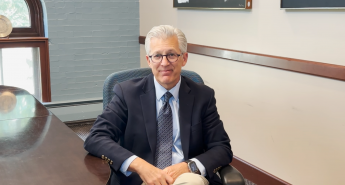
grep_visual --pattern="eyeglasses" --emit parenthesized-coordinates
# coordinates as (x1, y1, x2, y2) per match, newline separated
(149, 53, 181, 63)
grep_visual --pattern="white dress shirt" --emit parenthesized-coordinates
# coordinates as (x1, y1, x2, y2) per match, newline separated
(119, 76, 206, 176)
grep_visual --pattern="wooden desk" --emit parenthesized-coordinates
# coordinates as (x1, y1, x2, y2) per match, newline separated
(0, 86, 110, 184)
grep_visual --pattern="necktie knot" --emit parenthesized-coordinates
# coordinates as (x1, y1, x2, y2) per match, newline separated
(163, 92, 173, 103)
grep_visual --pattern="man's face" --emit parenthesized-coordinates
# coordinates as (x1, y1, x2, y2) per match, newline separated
(146, 36, 188, 90)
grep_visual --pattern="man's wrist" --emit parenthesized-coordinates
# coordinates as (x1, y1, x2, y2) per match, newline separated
(128, 157, 144, 173)
(120, 155, 138, 176)
(184, 159, 201, 175)
(190, 158, 206, 176)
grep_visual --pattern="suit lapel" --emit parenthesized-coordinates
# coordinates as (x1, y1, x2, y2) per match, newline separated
(179, 77, 194, 160)
(140, 75, 195, 162)
(140, 74, 157, 163)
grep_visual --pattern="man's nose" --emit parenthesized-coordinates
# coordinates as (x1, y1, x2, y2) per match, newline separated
(160, 56, 170, 66)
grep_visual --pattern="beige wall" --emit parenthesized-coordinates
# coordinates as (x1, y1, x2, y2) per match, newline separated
(140, 1, 345, 185)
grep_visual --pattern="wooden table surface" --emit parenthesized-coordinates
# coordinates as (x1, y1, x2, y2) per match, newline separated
(0, 86, 110, 185)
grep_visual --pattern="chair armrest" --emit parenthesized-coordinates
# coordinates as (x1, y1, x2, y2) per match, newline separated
(219, 165, 245, 185)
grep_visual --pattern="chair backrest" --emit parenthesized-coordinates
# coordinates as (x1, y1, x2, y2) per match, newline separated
(103, 68, 204, 109)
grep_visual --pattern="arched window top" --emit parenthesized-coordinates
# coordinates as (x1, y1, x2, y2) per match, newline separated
(0, 0, 44, 37)
(0, 0, 50, 101)
(0, 0, 30, 28)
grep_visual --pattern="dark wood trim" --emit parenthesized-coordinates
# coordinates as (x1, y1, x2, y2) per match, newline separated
(10, 0, 45, 37)
(139, 36, 146, 44)
(139, 36, 345, 81)
(232, 156, 291, 185)
(0, 37, 47, 42)
(40, 38, 51, 102)
(0, 37, 51, 102)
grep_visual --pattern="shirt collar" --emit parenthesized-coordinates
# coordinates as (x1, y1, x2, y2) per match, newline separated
(153, 76, 181, 101)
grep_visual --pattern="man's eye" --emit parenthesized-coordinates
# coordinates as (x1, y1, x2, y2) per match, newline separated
(153, 54, 162, 58)
(168, 53, 177, 57)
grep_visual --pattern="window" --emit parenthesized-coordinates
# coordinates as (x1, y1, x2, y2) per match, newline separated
(0, 0, 30, 28)
(0, 0, 50, 102)
(0, 0, 44, 37)
(0, 47, 41, 100)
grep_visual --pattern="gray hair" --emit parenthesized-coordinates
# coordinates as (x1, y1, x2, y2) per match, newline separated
(145, 25, 187, 55)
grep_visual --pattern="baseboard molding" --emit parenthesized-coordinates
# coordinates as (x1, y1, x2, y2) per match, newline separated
(232, 156, 291, 185)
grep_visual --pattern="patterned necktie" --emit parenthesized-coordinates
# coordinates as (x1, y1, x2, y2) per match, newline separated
(154, 91, 173, 169)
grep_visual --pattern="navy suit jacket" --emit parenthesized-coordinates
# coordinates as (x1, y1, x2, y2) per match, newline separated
(84, 74, 233, 185)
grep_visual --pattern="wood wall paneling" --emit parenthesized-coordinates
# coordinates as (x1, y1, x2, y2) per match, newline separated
(139, 36, 345, 81)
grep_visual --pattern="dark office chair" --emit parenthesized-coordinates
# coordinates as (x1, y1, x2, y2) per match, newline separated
(103, 68, 245, 185)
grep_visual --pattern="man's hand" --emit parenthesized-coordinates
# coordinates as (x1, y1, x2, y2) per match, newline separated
(163, 162, 190, 183)
(128, 157, 173, 185)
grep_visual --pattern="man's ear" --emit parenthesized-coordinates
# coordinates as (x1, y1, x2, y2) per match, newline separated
(182, 52, 188, 66)
(146, 55, 152, 68)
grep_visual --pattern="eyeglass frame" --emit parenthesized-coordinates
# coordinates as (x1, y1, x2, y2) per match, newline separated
(148, 53, 182, 63)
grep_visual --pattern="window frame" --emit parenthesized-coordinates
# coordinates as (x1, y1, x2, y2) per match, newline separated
(10, 0, 45, 37)
(0, 0, 50, 102)
(0, 38, 51, 102)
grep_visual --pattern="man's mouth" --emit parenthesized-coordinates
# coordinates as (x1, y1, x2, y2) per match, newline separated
(159, 69, 173, 75)
(159, 69, 172, 72)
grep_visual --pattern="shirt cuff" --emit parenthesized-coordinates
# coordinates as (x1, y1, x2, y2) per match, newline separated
(190, 158, 206, 176)
(120, 155, 138, 177)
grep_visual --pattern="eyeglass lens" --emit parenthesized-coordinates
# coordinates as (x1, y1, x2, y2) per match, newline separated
(151, 54, 179, 63)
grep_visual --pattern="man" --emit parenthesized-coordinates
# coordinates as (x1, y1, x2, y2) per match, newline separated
(84, 25, 232, 185)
